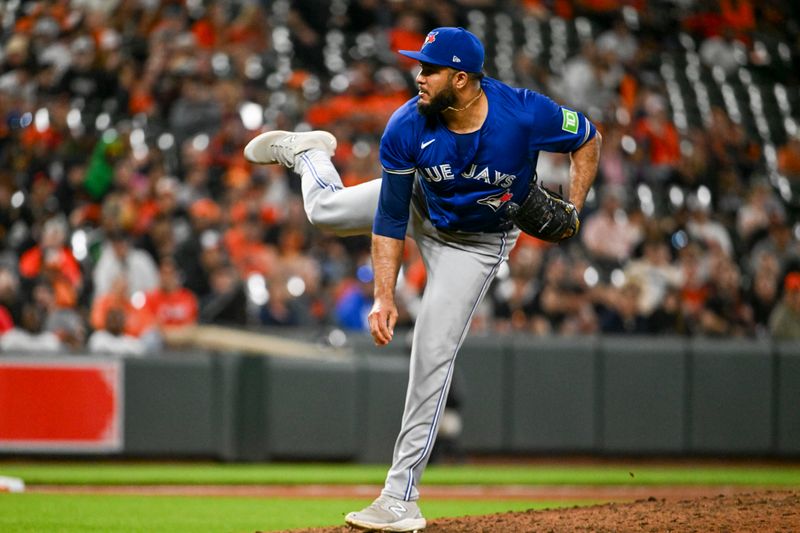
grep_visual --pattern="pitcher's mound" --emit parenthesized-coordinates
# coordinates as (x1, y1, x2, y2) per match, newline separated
(287, 490, 799, 532)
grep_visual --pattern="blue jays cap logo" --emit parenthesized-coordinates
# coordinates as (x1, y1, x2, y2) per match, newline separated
(422, 31, 438, 49)
(398, 27, 484, 73)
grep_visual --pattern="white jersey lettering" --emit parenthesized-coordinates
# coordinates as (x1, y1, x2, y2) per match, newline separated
(493, 171, 516, 188)
(421, 164, 455, 182)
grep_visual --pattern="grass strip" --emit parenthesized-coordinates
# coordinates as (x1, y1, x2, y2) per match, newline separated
(1, 462, 799, 487)
(0, 493, 578, 533)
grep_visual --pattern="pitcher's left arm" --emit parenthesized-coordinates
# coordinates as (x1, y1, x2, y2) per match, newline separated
(568, 132, 602, 213)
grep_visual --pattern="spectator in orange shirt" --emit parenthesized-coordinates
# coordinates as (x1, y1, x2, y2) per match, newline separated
(18, 217, 82, 308)
(777, 133, 800, 183)
(145, 258, 199, 330)
(90, 275, 156, 338)
(87, 307, 148, 356)
(32, 280, 86, 349)
(340, 140, 381, 187)
(0, 267, 19, 332)
(769, 272, 800, 340)
(224, 212, 277, 278)
(634, 94, 681, 174)
(0, 305, 12, 335)
(388, 12, 426, 70)
(191, 3, 228, 49)
(719, 0, 755, 35)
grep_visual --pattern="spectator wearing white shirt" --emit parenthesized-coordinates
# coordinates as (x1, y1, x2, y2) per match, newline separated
(1, 303, 62, 352)
(685, 196, 734, 257)
(92, 229, 159, 300)
(581, 186, 644, 276)
(596, 17, 639, 65)
(624, 239, 684, 316)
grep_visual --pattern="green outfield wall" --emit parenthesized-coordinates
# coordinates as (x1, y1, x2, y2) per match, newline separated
(1, 335, 798, 460)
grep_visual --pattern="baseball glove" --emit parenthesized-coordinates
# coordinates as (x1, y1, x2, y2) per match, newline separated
(506, 182, 580, 243)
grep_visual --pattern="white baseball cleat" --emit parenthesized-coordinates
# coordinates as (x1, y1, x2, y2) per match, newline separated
(345, 494, 426, 532)
(243, 130, 337, 167)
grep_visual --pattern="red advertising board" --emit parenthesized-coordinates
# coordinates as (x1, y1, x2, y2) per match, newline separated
(0, 358, 123, 452)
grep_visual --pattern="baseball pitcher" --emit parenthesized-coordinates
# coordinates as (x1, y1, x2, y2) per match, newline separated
(244, 26, 600, 532)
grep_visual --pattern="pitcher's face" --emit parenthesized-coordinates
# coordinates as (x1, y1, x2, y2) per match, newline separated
(415, 63, 457, 116)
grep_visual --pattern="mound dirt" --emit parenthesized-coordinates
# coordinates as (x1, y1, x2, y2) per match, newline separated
(283, 490, 799, 532)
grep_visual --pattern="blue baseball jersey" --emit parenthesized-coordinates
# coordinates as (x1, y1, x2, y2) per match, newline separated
(374, 76, 597, 238)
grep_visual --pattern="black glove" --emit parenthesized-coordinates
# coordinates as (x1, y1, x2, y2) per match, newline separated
(506, 182, 580, 243)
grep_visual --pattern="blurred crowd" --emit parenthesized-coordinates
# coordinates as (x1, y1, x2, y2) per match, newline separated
(1, 0, 800, 355)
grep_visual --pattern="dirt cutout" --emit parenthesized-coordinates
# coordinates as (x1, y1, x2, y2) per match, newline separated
(284, 490, 799, 532)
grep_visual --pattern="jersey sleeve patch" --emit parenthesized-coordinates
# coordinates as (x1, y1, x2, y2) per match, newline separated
(562, 108, 579, 134)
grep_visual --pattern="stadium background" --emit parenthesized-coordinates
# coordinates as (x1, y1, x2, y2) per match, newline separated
(0, 0, 799, 345)
(1, 1, 800, 532)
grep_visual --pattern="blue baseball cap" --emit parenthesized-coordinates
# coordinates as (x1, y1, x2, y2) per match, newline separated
(399, 27, 484, 73)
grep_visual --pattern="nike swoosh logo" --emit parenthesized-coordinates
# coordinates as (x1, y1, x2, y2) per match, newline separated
(421, 139, 436, 149)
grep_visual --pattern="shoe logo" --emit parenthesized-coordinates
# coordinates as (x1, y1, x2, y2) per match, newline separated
(387, 503, 407, 518)
(421, 139, 436, 149)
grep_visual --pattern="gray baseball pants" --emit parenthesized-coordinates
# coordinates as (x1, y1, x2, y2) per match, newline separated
(296, 150, 518, 501)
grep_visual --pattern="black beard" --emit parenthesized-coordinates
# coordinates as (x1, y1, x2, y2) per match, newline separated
(417, 86, 457, 116)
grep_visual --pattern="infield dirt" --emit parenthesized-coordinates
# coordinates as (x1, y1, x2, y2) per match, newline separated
(282, 490, 799, 532)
